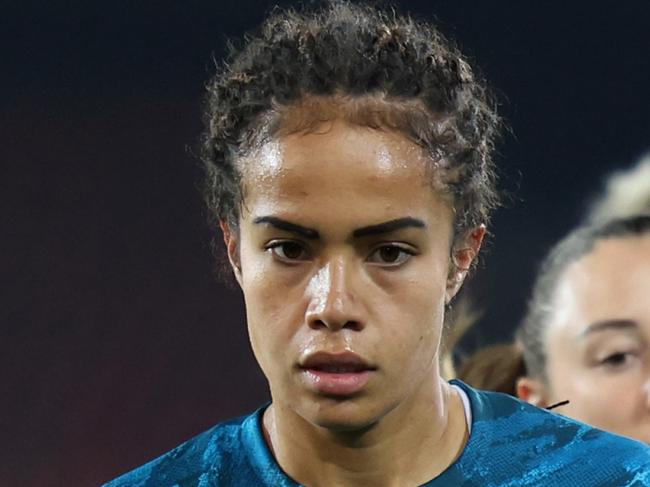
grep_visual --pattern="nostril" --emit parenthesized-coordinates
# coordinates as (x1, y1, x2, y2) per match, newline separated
(307, 318, 363, 331)
(343, 320, 362, 332)
(309, 319, 328, 330)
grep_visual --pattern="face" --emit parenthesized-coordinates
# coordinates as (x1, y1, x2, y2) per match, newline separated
(543, 235, 650, 443)
(225, 120, 479, 431)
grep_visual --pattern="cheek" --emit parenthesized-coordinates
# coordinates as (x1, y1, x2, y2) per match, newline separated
(559, 378, 639, 431)
(546, 353, 640, 424)
(240, 236, 302, 316)
(378, 274, 447, 366)
(240, 259, 305, 372)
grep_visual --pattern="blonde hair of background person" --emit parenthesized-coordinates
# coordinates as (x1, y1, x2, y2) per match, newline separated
(586, 153, 650, 223)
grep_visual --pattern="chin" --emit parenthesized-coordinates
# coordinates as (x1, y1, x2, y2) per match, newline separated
(311, 413, 378, 433)
(300, 395, 392, 433)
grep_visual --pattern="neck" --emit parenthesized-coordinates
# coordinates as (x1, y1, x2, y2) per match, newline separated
(263, 376, 468, 487)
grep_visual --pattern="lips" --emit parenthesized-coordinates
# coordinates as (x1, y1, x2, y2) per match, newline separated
(308, 364, 368, 373)
(299, 351, 376, 396)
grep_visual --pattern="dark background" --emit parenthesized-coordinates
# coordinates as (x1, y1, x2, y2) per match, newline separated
(2, 1, 649, 485)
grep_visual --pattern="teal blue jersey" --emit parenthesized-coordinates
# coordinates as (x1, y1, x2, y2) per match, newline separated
(105, 381, 650, 486)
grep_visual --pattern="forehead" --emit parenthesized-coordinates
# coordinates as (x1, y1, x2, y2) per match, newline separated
(551, 236, 650, 332)
(238, 120, 453, 231)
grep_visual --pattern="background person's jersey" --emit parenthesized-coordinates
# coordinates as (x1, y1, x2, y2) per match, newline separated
(104, 381, 650, 486)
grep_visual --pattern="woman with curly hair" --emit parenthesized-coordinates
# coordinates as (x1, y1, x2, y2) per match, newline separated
(106, 2, 648, 485)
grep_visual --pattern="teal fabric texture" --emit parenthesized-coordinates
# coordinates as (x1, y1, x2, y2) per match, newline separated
(105, 381, 650, 486)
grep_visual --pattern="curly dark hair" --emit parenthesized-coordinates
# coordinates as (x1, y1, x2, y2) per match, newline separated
(202, 0, 501, 239)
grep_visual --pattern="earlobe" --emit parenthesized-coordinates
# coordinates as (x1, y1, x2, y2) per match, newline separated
(444, 269, 466, 304)
(516, 376, 548, 407)
(219, 220, 243, 284)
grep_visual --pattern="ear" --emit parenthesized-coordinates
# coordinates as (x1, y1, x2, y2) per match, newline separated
(219, 220, 243, 286)
(445, 225, 486, 304)
(516, 376, 549, 408)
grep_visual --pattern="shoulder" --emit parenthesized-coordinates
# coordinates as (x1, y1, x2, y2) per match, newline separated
(103, 413, 255, 487)
(452, 381, 650, 485)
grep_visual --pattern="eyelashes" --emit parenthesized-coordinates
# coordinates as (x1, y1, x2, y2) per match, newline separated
(599, 352, 636, 369)
(266, 241, 309, 261)
(264, 240, 418, 267)
(601, 353, 628, 366)
(366, 244, 416, 266)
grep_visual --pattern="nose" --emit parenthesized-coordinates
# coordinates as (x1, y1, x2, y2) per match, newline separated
(304, 259, 364, 332)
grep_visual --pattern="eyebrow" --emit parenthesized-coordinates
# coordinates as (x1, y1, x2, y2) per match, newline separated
(352, 217, 426, 238)
(580, 319, 638, 336)
(253, 216, 320, 239)
(252, 216, 426, 240)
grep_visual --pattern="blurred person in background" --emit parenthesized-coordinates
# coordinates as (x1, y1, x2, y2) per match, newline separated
(516, 214, 650, 444)
(457, 154, 650, 444)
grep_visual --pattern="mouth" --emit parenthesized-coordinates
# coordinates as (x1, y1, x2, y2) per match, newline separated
(299, 351, 377, 396)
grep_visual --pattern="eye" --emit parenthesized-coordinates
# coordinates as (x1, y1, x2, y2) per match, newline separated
(266, 241, 309, 262)
(367, 244, 415, 266)
(600, 352, 636, 369)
